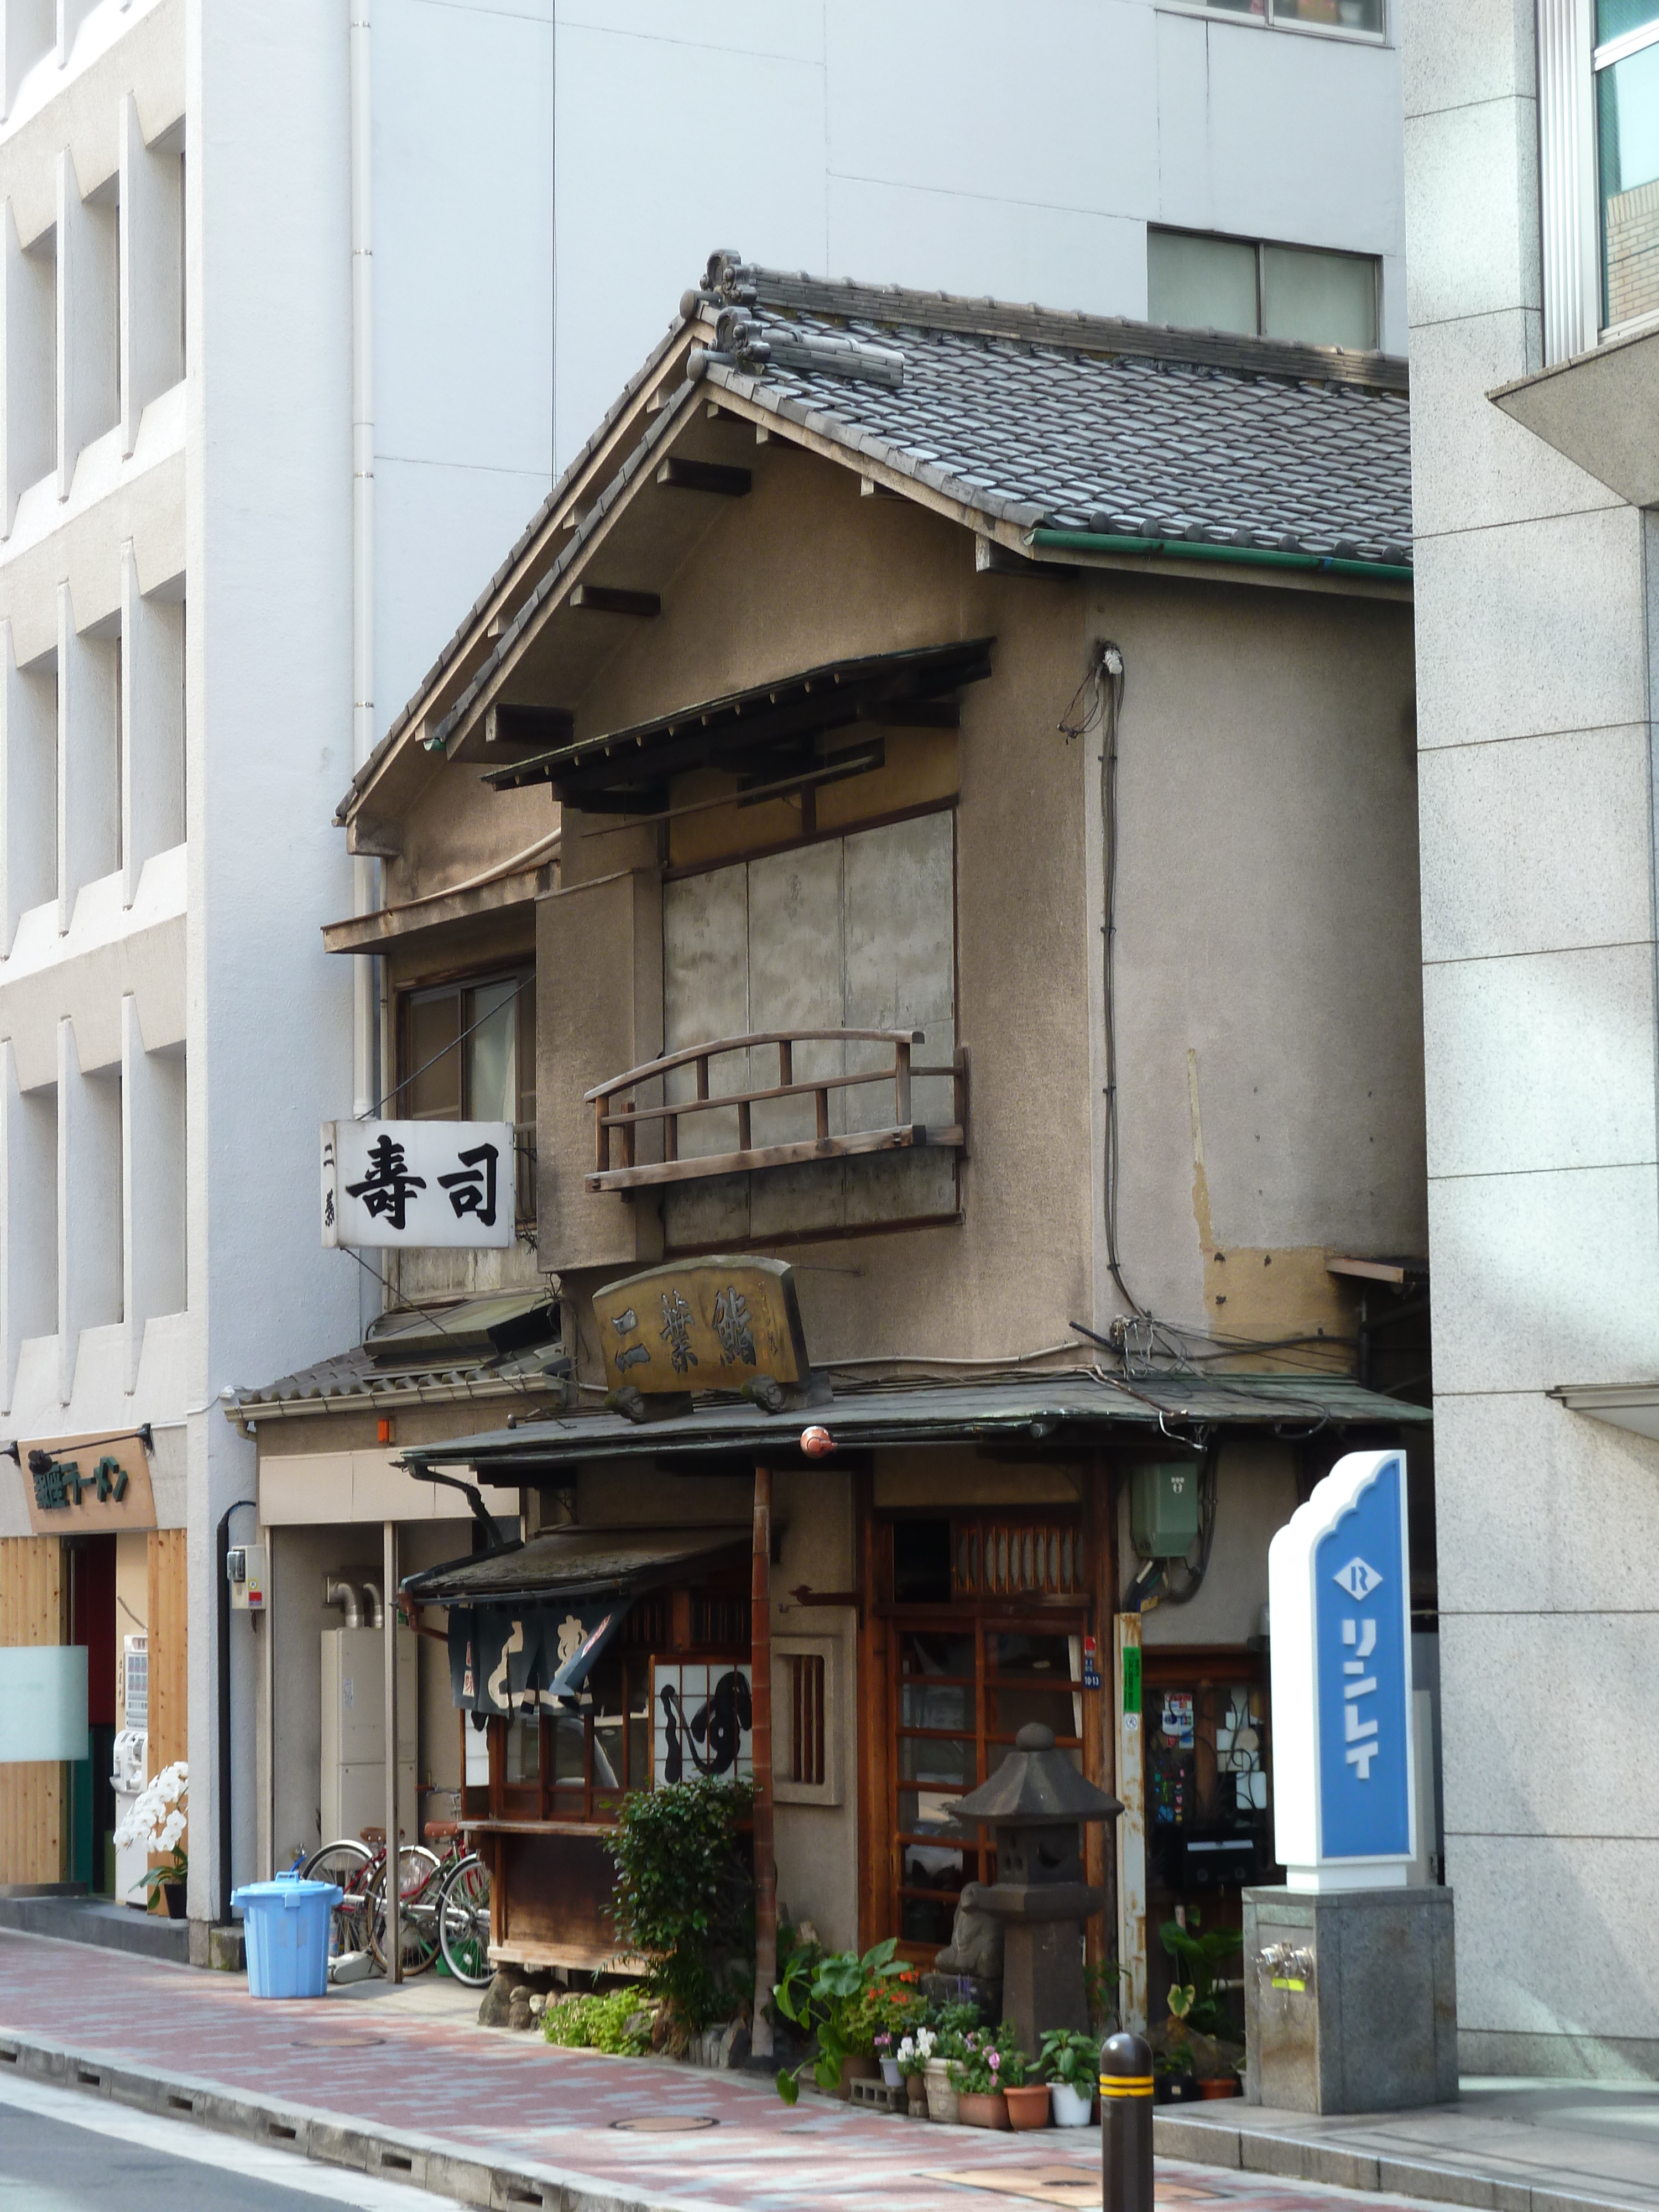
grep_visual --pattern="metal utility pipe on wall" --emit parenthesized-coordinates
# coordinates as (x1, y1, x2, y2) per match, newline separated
(750, 1467, 775, 2059)
(348, 0, 379, 1126)
(383, 1520, 400, 1984)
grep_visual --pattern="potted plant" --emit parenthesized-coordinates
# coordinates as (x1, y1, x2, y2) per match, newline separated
(1038, 2027, 1098, 2127)
(948, 2026, 1019, 2130)
(895, 2027, 931, 2116)
(875, 2031, 902, 2087)
(774, 1937, 910, 2103)
(114, 1761, 188, 1918)
(919, 2025, 961, 2124)
(1156, 1911, 1244, 2097)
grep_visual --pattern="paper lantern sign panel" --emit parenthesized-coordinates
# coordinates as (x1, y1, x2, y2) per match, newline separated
(651, 1662, 753, 1786)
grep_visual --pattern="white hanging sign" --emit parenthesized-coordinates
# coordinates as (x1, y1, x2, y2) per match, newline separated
(1269, 1448, 1415, 1891)
(321, 1120, 515, 1248)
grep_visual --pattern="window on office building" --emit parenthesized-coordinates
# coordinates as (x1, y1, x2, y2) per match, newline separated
(1165, 0, 1384, 36)
(1541, 1, 1659, 359)
(1147, 228, 1381, 352)
(1597, 3, 1659, 327)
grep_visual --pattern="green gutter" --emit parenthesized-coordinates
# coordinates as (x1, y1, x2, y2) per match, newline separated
(1029, 527, 1413, 585)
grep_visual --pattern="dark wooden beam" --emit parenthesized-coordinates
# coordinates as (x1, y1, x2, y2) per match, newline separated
(568, 584, 661, 617)
(857, 698, 960, 729)
(483, 703, 575, 751)
(656, 458, 752, 498)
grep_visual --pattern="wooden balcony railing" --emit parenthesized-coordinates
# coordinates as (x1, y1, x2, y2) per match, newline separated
(585, 1029, 966, 1193)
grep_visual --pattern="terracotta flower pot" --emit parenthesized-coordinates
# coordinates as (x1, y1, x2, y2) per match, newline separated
(1199, 2077, 1241, 2099)
(924, 2058, 959, 2125)
(838, 2053, 878, 2100)
(957, 2090, 1010, 2131)
(1003, 2083, 1050, 2130)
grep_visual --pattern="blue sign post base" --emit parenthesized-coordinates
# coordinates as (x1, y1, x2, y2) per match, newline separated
(1243, 1882, 1458, 2114)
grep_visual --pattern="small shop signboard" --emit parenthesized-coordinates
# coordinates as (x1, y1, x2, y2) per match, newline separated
(20, 1430, 156, 1536)
(1268, 1448, 1415, 1888)
(322, 1120, 515, 1249)
(593, 1258, 810, 1395)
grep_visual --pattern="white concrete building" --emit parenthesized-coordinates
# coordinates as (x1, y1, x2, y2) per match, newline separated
(0, 0, 1410, 1940)
(1405, 0, 1659, 2079)
(0, 0, 554, 1931)
(551, 0, 1410, 465)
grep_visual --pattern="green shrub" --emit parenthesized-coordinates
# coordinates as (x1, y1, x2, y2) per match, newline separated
(604, 1778, 754, 2036)
(541, 1987, 653, 2056)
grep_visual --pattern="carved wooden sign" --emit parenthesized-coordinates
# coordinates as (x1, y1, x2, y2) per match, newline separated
(593, 1257, 810, 1395)
(20, 1430, 158, 1535)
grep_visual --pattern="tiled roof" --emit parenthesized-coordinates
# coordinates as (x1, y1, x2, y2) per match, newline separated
(348, 259, 1412, 815)
(695, 273, 1412, 565)
(229, 1293, 566, 1420)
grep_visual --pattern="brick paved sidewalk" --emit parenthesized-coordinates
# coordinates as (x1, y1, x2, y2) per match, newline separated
(0, 1931, 1479, 2212)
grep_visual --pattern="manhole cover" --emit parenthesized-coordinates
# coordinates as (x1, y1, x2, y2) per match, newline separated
(610, 2115, 719, 2133)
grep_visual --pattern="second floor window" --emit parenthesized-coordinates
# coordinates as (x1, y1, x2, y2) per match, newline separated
(400, 969, 536, 1218)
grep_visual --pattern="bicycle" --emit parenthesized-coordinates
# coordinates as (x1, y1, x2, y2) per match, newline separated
(301, 1828, 441, 1975)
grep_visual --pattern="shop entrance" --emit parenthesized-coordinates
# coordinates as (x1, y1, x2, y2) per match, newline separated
(1140, 1649, 1275, 2038)
(878, 1513, 1089, 1960)
(68, 1535, 117, 1895)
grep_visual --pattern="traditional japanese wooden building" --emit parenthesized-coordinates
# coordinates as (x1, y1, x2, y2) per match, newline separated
(246, 256, 1433, 2036)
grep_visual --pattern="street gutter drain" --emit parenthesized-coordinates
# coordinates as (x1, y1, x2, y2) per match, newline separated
(378, 2153, 413, 2172)
(77, 2070, 100, 2087)
(609, 2116, 719, 2133)
(168, 2096, 194, 2113)
(267, 2122, 298, 2141)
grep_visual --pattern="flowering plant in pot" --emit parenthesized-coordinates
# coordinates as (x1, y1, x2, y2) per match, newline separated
(1038, 2028, 1098, 2127)
(948, 2023, 1026, 2128)
(114, 1762, 187, 1917)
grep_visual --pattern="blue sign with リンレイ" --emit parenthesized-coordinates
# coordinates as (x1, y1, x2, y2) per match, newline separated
(1312, 1452, 1412, 1860)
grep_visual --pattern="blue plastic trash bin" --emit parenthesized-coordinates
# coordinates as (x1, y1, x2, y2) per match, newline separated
(231, 1871, 343, 1999)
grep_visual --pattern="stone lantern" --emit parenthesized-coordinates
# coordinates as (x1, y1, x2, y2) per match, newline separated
(949, 1720, 1123, 2055)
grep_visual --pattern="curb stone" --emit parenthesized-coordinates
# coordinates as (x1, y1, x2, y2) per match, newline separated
(0, 2027, 706, 2212)
(3, 2022, 1653, 2212)
(1152, 2112, 1659, 2212)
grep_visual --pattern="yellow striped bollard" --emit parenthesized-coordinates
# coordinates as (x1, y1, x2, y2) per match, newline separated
(1099, 2031, 1154, 2212)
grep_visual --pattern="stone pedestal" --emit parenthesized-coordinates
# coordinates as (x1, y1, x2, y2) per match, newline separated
(979, 1880, 1103, 2056)
(1243, 1884, 1457, 2114)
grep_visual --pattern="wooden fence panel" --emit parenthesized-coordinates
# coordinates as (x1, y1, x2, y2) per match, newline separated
(0, 1537, 66, 1885)
(147, 1530, 189, 1827)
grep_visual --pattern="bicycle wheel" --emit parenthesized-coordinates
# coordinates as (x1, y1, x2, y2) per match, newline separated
(301, 1839, 375, 1960)
(437, 1853, 493, 1987)
(368, 1844, 443, 1975)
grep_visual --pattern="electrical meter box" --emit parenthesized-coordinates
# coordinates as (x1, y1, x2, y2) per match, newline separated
(1131, 1462, 1202, 1558)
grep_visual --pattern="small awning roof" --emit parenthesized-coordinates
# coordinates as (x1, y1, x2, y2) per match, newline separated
(402, 1525, 752, 1611)
(396, 1371, 1427, 1483)
(481, 636, 994, 810)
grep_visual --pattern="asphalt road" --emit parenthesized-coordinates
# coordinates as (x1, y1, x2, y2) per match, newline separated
(0, 2071, 464, 2211)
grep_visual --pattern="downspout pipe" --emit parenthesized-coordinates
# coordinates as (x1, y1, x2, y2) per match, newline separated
(217, 1499, 258, 1923)
(349, 0, 379, 1123)
(1027, 528, 1414, 586)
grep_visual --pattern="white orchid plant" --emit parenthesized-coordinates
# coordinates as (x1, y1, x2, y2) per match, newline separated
(113, 1760, 187, 1902)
